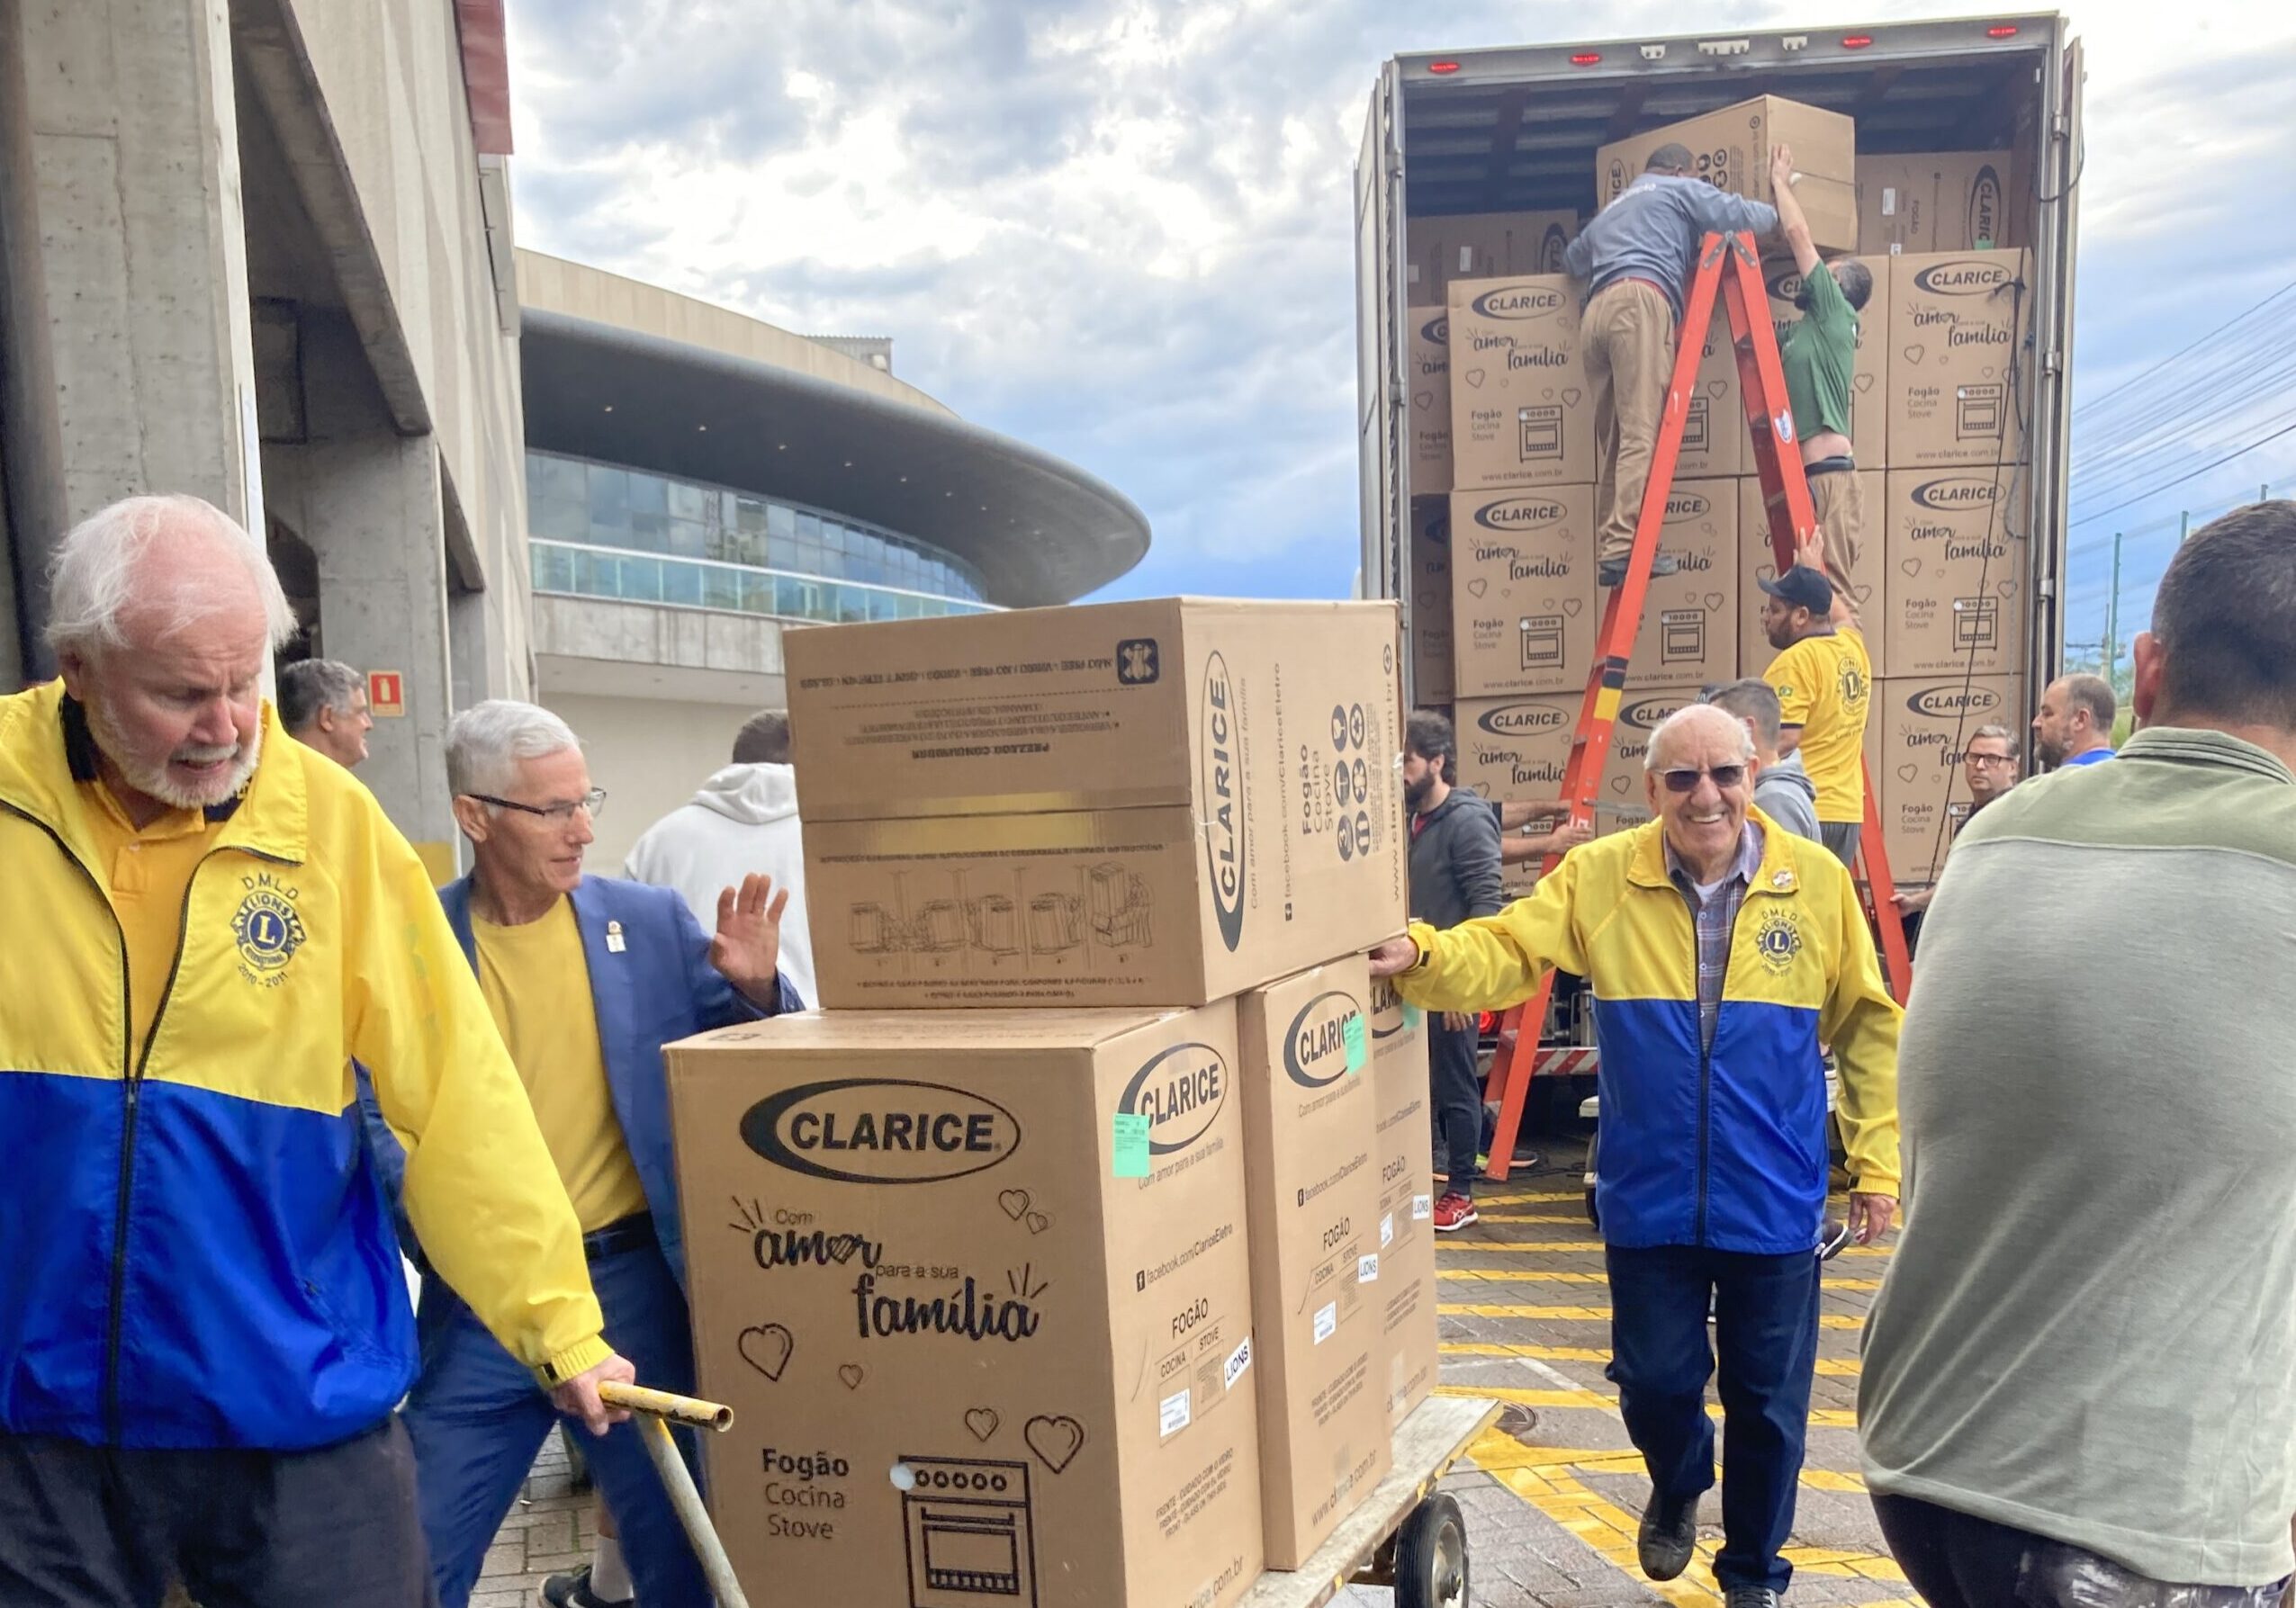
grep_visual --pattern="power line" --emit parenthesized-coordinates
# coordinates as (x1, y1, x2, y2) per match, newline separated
(2075, 276, 2296, 420)
(2070, 418, 2296, 527)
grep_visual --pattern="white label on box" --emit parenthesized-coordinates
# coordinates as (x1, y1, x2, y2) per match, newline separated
(1882, 186, 1898, 216)
(1224, 1335, 1253, 1390)
(1314, 1301, 1338, 1344)
(1411, 1194, 1434, 1221)
(1159, 1387, 1192, 1438)
(1408, 263, 1420, 284)
(1381, 1212, 1395, 1248)
(1359, 1253, 1381, 1284)
(1457, 246, 1472, 272)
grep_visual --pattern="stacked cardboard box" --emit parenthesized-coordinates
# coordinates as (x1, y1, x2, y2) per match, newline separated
(665, 597, 1423, 1605)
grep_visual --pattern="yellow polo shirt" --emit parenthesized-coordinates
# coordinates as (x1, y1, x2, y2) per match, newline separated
(78, 782, 221, 1065)
(1765, 626, 1873, 823)
(472, 902, 649, 1234)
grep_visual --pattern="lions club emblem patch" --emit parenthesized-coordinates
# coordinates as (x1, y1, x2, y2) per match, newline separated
(1753, 908, 1803, 973)
(232, 878, 306, 985)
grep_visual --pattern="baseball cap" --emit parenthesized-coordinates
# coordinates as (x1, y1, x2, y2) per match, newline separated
(1758, 564, 1835, 615)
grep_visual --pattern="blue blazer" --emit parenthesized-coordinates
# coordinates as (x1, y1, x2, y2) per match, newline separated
(362, 875, 799, 1289)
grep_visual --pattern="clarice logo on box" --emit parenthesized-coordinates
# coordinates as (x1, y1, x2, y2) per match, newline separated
(1907, 685, 2003, 718)
(1201, 651, 1247, 951)
(1664, 491, 1711, 518)
(1967, 166, 2003, 247)
(1473, 498, 1567, 533)
(1476, 701, 1568, 737)
(1419, 312, 1448, 344)
(740, 1079, 1021, 1183)
(1767, 263, 1803, 301)
(1621, 692, 1694, 733)
(1368, 975, 1408, 1041)
(1119, 1041, 1229, 1155)
(1913, 260, 2012, 296)
(1283, 991, 1365, 1090)
(1469, 285, 1563, 319)
(1910, 477, 2001, 511)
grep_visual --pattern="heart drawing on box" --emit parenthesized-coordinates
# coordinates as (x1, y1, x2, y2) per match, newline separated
(1853, 584, 1874, 604)
(1997, 579, 2018, 597)
(1903, 345, 1925, 365)
(1704, 593, 1726, 612)
(838, 1364, 866, 1391)
(1465, 577, 1490, 599)
(1561, 598, 1582, 616)
(997, 1190, 1031, 1221)
(1902, 558, 1922, 578)
(1463, 368, 1488, 390)
(1609, 775, 1631, 796)
(1413, 391, 1433, 411)
(1758, 564, 1777, 583)
(1026, 1212, 1051, 1235)
(1898, 764, 1921, 784)
(1854, 373, 1875, 393)
(1024, 1415, 1086, 1476)
(1562, 388, 1582, 407)
(738, 1325, 794, 1383)
(1540, 597, 1557, 612)
(1707, 380, 1728, 399)
(965, 1408, 1001, 1443)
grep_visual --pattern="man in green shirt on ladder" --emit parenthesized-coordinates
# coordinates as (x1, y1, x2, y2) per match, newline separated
(1769, 143, 1874, 634)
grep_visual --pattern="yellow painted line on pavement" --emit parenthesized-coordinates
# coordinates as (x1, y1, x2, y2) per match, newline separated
(1780, 1546, 1909, 1582)
(1465, 1424, 1727, 1607)
(1438, 1301, 1866, 1330)
(1444, 1383, 1858, 1429)
(1441, 1340, 1859, 1377)
(1441, 1266, 1884, 1290)
(1468, 1189, 1587, 1207)
(1454, 1437, 1868, 1495)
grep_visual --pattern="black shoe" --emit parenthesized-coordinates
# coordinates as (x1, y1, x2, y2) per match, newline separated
(1637, 1492, 1698, 1581)
(1724, 1587, 1782, 1608)
(543, 1567, 632, 1608)
(1598, 553, 1683, 588)
(1818, 1217, 1853, 1262)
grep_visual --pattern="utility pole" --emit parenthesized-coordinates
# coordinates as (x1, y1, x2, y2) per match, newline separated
(2180, 510, 2191, 544)
(2102, 530, 2123, 678)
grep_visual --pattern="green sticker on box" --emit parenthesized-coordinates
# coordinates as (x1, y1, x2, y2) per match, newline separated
(1112, 1111, 1151, 1178)
(1401, 1004, 1423, 1030)
(1344, 1015, 1368, 1073)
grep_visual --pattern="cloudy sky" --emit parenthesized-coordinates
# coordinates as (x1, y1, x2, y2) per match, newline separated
(505, 1, 2296, 658)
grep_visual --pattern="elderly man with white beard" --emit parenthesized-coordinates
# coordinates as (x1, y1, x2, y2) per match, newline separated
(0, 494, 629, 1607)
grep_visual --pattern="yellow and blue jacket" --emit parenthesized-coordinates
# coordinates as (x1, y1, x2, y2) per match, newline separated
(0, 681, 608, 1450)
(1397, 812, 1901, 1253)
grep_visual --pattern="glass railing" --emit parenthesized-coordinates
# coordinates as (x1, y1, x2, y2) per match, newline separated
(529, 539, 998, 625)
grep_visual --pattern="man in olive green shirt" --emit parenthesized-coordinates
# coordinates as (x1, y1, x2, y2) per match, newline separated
(1769, 144, 1871, 633)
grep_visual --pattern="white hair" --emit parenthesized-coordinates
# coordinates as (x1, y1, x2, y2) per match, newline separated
(44, 494, 297, 659)
(1644, 703, 1757, 771)
(446, 699, 581, 799)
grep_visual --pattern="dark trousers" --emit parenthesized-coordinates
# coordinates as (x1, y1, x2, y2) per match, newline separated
(1606, 1244, 1820, 1593)
(402, 1237, 707, 1608)
(1873, 1494, 2292, 1608)
(1821, 821, 1861, 868)
(1428, 1014, 1482, 1198)
(0, 1417, 436, 1608)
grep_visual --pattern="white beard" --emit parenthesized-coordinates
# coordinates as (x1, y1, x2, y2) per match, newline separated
(88, 699, 263, 812)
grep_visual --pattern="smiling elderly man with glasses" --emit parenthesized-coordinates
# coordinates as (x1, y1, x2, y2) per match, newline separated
(1370, 701, 1901, 1608)
(361, 698, 800, 1608)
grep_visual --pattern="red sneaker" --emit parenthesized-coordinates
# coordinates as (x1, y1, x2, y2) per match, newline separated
(1432, 1193, 1479, 1233)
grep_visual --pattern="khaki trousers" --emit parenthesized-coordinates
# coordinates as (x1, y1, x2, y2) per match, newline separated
(1807, 466, 1867, 624)
(1584, 279, 1678, 563)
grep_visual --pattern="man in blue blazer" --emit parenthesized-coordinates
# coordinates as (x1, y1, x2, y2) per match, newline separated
(366, 701, 800, 1608)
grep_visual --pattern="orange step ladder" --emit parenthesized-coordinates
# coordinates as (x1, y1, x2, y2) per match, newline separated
(1478, 229, 1913, 1183)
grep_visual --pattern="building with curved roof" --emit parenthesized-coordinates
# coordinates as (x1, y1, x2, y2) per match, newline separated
(515, 251, 1151, 861)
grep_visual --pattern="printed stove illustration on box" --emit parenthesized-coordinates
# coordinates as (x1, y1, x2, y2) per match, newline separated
(1516, 406, 1563, 464)
(1658, 608, 1707, 665)
(1954, 382, 2003, 441)
(1517, 615, 1565, 673)
(899, 1454, 1037, 1607)
(1950, 595, 2000, 652)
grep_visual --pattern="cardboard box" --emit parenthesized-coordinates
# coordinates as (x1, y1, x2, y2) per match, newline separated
(667, 1005, 1265, 1608)
(1886, 250, 2032, 469)
(1877, 470, 2030, 677)
(1237, 958, 1392, 1568)
(1598, 683, 1706, 836)
(1739, 472, 1889, 678)
(1760, 252, 1890, 466)
(1627, 479, 1740, 687)
(1448, 486, 1597, 697)
(1597, 95, 1857, 254)
(1409, 210, 1580, 294)
(1409, 497, 1454, 705)
(1366, 974, 1438, 1431)
(1409, 307, 1453, 498)
(1868, 677, 2025, 882)
(1857, 150, 2031, 256)
(1454, 692, 1579, 894)
(1446, 276, 1595, 490)
(1675, 307, 1747, 481)
(787, 598, 1408, 1009)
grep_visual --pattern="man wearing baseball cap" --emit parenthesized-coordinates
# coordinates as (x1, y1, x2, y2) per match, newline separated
(1759, 565, 1872, 867)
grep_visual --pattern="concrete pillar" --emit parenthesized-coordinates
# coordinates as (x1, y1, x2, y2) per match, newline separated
(264, 309, 458, 877)
(8, 0, 263, 545)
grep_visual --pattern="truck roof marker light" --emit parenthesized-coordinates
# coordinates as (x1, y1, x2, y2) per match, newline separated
(1841, 34, 1874, 48)
(1427, 59, 1461, 75)
(1986, 23, 2021, 38)
(1570, 52, 1602, 66)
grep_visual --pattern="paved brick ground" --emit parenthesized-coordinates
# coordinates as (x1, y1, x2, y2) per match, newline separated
(477, 1134, 1905, 1607)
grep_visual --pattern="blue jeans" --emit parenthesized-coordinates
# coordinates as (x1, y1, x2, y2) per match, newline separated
(401, 1240, 707, 1608)
(1606, 1244, 1820, 1594)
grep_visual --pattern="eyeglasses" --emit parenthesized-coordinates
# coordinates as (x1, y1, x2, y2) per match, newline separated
(464, 788, 607, 822)
(1964, 752, 2017, 768)
(1659, 765, 1748, 793)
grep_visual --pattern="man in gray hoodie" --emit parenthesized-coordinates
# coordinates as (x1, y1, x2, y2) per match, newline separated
(1704, 679, 1821, 842)
(625, 710, 814, 1002)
